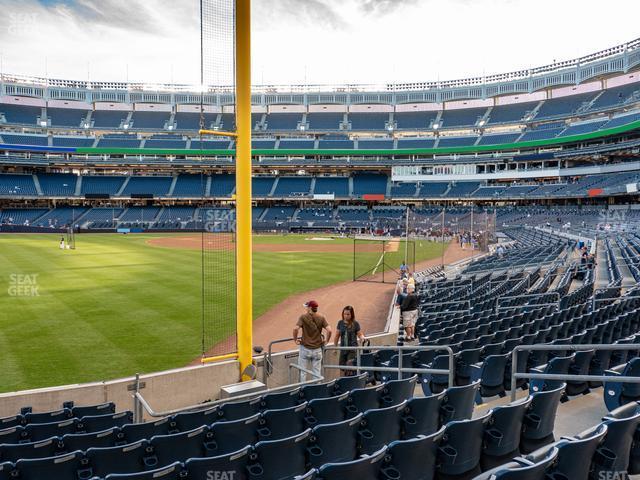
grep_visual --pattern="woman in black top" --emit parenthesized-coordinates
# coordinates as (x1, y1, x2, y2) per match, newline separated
(334, 306, 365, 376)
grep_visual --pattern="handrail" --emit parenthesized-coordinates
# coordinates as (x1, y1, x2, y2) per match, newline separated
(510, 343, 640, 401)
(324, 344, 455, 387)
(496, 291, 560, 312)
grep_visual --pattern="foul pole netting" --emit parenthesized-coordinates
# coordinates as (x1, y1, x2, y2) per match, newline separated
(200, 0, 239, 361)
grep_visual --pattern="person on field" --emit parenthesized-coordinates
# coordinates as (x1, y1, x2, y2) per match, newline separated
(400, 284, 419, 341)
(293, 300, 332, 382)
(334, 306, 365, 376)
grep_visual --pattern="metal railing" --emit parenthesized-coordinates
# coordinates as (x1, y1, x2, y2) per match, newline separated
(510, 344, 640, 401)
(133, 364, 323, 421)
(323, 345, 455, 387)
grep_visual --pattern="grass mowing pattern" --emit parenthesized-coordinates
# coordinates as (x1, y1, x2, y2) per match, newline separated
(0, 233, 441, 393)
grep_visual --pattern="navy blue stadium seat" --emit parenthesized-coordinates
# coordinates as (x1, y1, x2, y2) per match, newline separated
(86, 441, 150, 477)
(520, 384, 565, 454)
(25, 418, 78, 441)
(0, 437, 59, 462)
(0, 416, 22, 430)
(300, 381, 336, 401)
(344, 385, 384, 416)
(380, 375, 417, 407)
(317, 446, 386, 480)
(15, 451, 84, 480)
(258, 403, 307, 441)
(0, 463, 13, 480)
(219, 397, 261, 421)
(547, 423, 607, 480)
(381, 428, 444, 480)
(79, 411, 133, 433)
(307, 415, 362, 469)
(148, 426, 215, 469)
(358, 401, 406, 455)
(420, 355, 451, 395)
(104, 462, 182, 479)
(305, 394, 348, 427)
(208, 413, 260, 456)
(470, 354, 509, 403)
(603, 357, 640, 410)
(68, 402, 116, 418)
(23, 408, 72, 424)
(565, 349, 594, 396)
(246, 429, 311, 480)
(402, 392, 445, 438)
(62, 428, 118, 452)
(595, 401, 640, 477)
(481, 396, 532, 470)
(0, 426, 27, 444)
(260, 388, 301, 410)
(529, 355, 574, 393)
(171, 407, 220, 432)
(436, 412, 491, 479)
(185, 446, 251, 480)
(333, 373, 368, 395)
(441, 382, 480, 424)
(119, 417, 174, 443)
(475, 446, 559, 480)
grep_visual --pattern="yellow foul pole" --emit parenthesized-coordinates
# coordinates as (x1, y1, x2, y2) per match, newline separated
(235, 0, 253, 380)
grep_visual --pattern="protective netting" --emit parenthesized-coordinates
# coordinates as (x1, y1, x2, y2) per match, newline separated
(353, 237, 415, 284)
(200, 0, 238, 357)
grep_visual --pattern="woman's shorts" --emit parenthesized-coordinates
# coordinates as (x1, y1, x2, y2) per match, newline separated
(402, 310, 418, 327)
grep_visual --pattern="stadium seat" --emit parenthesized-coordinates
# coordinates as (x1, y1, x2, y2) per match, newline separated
(67, 402, 116, 418)
(520, 384, 565, 454)
(62, 428, 118, 452)
(208, 412, 260, 456)
(481, 396, 532, 470)
(300, 381, 336, 401)
(474, 446, 559, 480)
(260, 388, 301, 410)
(305, 394, 348, 426)
(23, 408, 72, 424)
(402, 392, 445, 438)
(565, 349, 595, 396)
(0, 416, 22, 430)
(184, 446, 251, 480)
(0, 437, 60, 462)
(316, 446, 386, 480)
(246, 429, 311, 480)
(148, 426, 215, 469)
(380, 375, 418, 407)
(25, 418, 78, 441)
(258, 403, 307, 441)
(85, 441, 150, 477)
(547, 423, 607, 480)
(420, 355, 451, 395)
(441, 382, 480, 424)
(333, 373, 368, 395)
(345, 385, 384, 416)
(470, 354, 509, 403)
(307, 414, 362, 468)
(79, 411, 133, 433)
(219, 397, 262, 421)
(381, 428, 444, 480)
(118, 417, 174, 443)
(603, 357, 640, 410)
(0, 426, 27, 444)
(15, 451, 84, 480)
(171, 406, 220, 432)
(436, 412, 491, 479)
(104, 462, 182, 479)
(529, 355, 575, 393)
(595, 401, 640, 477)
(357, 401, 406, 455)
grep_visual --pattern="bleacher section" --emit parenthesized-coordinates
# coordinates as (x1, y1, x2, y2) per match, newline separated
(47, 108, 88, 128)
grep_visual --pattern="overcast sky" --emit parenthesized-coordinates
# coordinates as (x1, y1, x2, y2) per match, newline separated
(0, 0, 638, 87)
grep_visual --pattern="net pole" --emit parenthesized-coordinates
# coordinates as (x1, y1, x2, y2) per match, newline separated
(404, 206, 409, 265)
(235, 0, 253, 380)
(441, 205, 446, 267)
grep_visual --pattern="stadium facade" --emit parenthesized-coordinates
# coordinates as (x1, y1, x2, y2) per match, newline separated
(1, 38, 640, 232)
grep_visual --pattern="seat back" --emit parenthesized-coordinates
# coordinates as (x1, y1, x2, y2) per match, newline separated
(86, 441, 149, 477)
(171, 407, 220, 432)
(15, 451, 84, 480)
(185, 446, 251, 480)
(219, 397, 261, 421)
(317, 446, 386, 480)
(333, 373, 367, 395)
(260, 388, 301, 410)
(551, 423, 607, 480)
(520, 383, 565, 454)
(247, 429, 311, 480)
(0, 437, 59, 463)
(493, 446, 559, 480)
(345, 385, 383, 416)
(209, 413, 260, 456)
(402, 393, 444, 438)
(80, 411, 133, 433)
(483, 396, 532, 469)
(305, 394, 347, 427)
(149, 426, 213, 468)
(119, 417, 173, 444)
(358, 401, 406, 455)
(62, 428, 118, 452)
(381, 375, 417, 407)
(103, 462, 182, 479)
(258, 403, 307, 441)
(382, 428, 444, 480)
(308, 415, 362, 468)
(441, 381, 479, 423)
(437, 412, 492, 477)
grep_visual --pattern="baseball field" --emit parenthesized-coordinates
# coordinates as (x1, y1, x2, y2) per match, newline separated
(0, 233, 442, 393)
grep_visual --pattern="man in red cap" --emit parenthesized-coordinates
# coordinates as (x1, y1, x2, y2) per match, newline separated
(293, 300, 332, 382)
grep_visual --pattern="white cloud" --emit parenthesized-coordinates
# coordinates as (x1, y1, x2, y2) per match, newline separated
(0, 0, 637, 87)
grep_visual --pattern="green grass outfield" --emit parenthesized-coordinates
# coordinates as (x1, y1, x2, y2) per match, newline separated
(0, 233, 440, 393)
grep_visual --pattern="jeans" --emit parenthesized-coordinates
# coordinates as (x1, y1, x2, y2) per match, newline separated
(299, 345, 323, 382)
